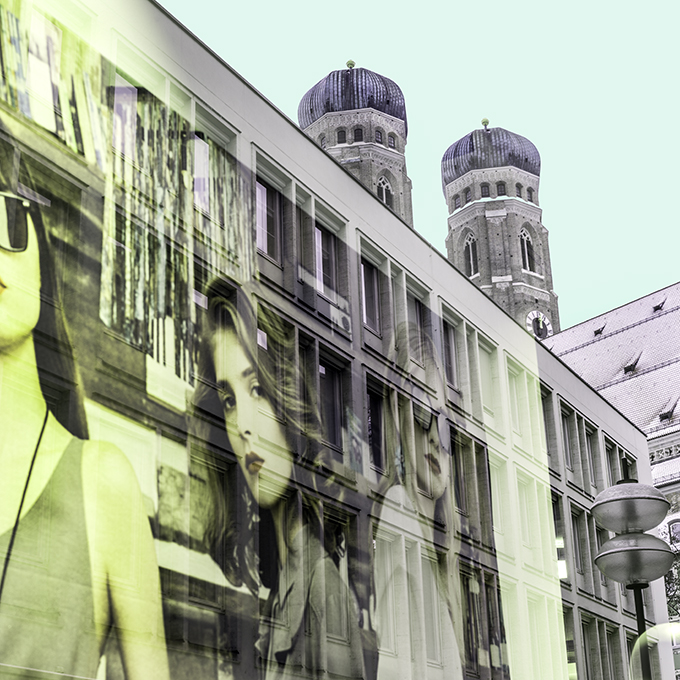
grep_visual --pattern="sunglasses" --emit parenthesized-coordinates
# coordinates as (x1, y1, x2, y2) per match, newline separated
(0, 191, 34, 253)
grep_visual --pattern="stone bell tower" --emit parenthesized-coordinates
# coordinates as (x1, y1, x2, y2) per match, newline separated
(441, 119, 560, 338)
(299, 61, 413, 227)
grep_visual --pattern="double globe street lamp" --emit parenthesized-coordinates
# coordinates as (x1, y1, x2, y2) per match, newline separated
(592, 480, 675, 680)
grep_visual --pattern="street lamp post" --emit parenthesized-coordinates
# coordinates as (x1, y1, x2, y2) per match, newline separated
(592, 480, 674, 680)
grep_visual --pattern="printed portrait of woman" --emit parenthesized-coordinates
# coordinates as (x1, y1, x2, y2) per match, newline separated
(0, 125, 169, 680)
(371, 323, 464, 679)
(192, 279, 365, 680)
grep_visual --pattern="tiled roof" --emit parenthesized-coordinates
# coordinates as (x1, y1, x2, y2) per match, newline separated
(550, 282, 680, 437)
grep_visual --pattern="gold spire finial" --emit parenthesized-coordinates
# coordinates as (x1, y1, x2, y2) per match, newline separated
(346, 60, 356, 69)
(482, 118, 489, 131)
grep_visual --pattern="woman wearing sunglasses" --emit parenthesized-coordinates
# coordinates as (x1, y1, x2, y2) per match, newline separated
(0, 135, 169, 679)
(370, 325, 464, 680)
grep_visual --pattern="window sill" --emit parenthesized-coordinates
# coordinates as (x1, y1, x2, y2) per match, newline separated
(317, 290, 338, 306)
(321, 442, 344, 463)
(257, 249, 283, 269)
(369, 464, 387, 477)
(363, 323, 382, 339)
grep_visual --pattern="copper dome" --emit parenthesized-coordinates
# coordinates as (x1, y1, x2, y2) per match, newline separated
(298, 66, 408, 137)
(441, 126, 540, 189)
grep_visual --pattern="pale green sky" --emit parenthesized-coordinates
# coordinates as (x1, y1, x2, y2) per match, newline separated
(158, 0, 679, 330)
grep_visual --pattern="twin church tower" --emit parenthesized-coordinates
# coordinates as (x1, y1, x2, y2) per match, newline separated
(298, 62, 560, 338)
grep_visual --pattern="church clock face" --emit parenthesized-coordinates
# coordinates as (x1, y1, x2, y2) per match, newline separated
(526, 310, 553, 340)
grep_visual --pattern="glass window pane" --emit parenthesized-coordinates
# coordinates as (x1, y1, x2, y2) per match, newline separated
(368, 388, 384, 470)
(320, 360, 342, 451)
(362, 260, 380, 332)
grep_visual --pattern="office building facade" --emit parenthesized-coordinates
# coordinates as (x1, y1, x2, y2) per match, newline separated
(0, 0, 670, 678)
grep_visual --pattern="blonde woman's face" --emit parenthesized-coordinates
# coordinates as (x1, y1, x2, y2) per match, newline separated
(0, 215, 40, 352)
(213, 328, 292, 508)
(424, 411, 450, 501)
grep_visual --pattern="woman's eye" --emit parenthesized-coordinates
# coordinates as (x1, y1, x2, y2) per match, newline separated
(251, 383, 264, 399)
(221, 393, 236, 412)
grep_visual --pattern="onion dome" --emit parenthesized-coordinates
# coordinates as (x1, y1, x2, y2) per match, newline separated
(298, 62, 408, 137)
(441, 123, 540, 186)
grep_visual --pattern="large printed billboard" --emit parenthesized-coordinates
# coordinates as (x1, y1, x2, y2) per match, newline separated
(0, 1, 572, 679)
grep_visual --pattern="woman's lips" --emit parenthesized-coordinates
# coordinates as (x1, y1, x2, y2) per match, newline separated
(425, 453, 441, 475)
(245, 452, 265, 474)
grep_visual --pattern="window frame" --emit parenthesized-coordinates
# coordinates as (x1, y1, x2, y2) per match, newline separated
(314, 222, 337, 301)
(585, 428, 597, 488)
(552, 494, 568, 580)
(407, 292, 425, 364)
(256, 177, 283, 262)
(442, 319, 458, 387)
(451, 432, 468, 513)
(413, 405, 434, 495)
(318, 356, 344, 457)
(571, 510, 584, 574)
(508, 367, 522, 434)
(562, 410, 574, 469)
(461, 570, 481, 673)
(337, 129, 346, 144)
(670, 520, 680, 546)
(520, 227, 536, 272)
(367, 381, 387, 472)
(376, 176, 394, 209)
(463, 233, 479, 277)
(361, 258, 381, 334)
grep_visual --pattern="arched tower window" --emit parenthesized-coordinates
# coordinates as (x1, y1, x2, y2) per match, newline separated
(520, 228, 536, 272)
(388, 134, 396, 149)
(527, 187, 534, 203)
(464, 188, 471, 204)
(337, 129, 346, 144)
(375, 130, 383, 144)
(515, 183, 522, 197)
(454, 194, 461, 210)
(354, 127, 363, 142)
(463, 233, 479, 277)
(319, 135, 327, 149)
(497, 182, 506, 196)
(377, 176, 394, 208)
(481, 184, 490, 197)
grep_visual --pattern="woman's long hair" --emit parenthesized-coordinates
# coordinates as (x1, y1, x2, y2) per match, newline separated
(192, 277, 337, 589)
(371, 320, 464, 666)
(0, 122, 88, 439)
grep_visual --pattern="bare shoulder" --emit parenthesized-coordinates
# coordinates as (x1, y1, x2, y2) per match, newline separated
(80, 439, 143, 509)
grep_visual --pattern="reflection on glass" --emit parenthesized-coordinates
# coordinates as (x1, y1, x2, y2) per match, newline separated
(193, 280, 365, 679)
(0, 127, 168, 679)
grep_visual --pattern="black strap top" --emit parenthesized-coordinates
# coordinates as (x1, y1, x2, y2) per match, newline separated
(0, 438, 100, 679)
